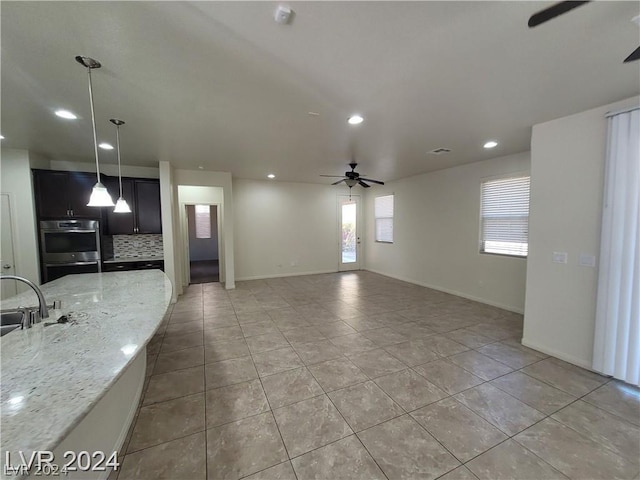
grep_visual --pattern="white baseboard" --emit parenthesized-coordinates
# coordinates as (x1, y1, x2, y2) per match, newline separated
(521, 338, 594, 371)
(364, 268, 524, 314)
(236, 269, 337, 282)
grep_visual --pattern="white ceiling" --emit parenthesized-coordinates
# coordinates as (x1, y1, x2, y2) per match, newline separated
(2, 1, 639, 183)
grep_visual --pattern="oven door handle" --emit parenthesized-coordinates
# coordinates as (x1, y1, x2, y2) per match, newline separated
(41, 229, 98, 233)
(45, 261, 99, 266)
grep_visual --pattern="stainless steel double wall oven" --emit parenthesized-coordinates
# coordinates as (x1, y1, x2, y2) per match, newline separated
(39, 219, 101, 282)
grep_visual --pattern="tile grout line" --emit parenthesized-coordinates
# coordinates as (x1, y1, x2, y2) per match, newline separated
(161, 274, 634, 479)
(236, 297, 298, 479)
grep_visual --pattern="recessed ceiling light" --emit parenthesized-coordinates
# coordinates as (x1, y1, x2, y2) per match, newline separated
(348, 114, 364, 125)
(98, 143, 114, 150)
(483, 140, 498, 149)
(267, 174, 276, 179)
(308, 112, 320, 116)
(198, 166, 204, 170)
(55, 109, 77, 119)
(0, 135, 4, 140)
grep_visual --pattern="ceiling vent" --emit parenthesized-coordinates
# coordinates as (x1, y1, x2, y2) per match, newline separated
(427, 148, 452, 155)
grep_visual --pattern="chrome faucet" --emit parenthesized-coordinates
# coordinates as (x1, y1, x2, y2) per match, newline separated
(1, 275, 49, 326)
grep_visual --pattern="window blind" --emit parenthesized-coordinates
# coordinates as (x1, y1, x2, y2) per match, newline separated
(195, 205, 211, 239)
(480, 176, 530, 257)
(375, 195, 394, 243)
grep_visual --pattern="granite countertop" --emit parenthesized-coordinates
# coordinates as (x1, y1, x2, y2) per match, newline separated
(102, 256, 165, 264)
(0, 270, 172, 466)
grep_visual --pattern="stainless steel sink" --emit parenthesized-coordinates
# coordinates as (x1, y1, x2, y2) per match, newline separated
(0, 311, 25, 336)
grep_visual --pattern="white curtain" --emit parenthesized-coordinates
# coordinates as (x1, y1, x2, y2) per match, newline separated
(593, 107, 640, 386)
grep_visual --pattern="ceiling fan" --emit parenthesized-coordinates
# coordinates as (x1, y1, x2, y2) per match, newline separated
(320, 162, 384, 191)
(528, 1, 640, 63)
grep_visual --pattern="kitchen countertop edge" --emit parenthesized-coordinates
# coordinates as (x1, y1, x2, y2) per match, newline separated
(0, 270, 172, 463)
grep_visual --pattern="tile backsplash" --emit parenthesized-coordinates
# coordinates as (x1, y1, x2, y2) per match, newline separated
(112, 234, 164, 258)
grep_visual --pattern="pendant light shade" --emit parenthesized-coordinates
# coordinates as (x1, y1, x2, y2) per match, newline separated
(114, 197, 132, 213)
(109, 118, 132, 213)
(88, 183, 116, 207)
(76, 55, 114, 207)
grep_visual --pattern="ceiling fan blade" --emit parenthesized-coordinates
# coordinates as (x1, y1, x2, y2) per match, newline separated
(624, 46, 640, 63)
(320, 175, 346, 178)
(528, 1, 590, 28)
(360, 177, 385, 185)
(358, 180, 371, 188)
(332, 179, 346, 185)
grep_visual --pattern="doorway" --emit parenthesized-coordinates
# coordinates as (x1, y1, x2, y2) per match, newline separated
(186, 204, 220, 284)
(338, 195, 361, 271)
(0, 194, 17, 298)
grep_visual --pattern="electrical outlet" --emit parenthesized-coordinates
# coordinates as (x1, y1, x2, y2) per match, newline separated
(579, 253, 596, 267)
(552, 252, 568, 264)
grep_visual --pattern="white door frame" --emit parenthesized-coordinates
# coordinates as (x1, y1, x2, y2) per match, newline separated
(1, 193, 19, 297)
(337, 194, 362, 271)
(181, 203, 222, 285)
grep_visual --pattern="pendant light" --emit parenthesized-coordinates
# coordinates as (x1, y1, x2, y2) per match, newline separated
(76, 55, 114, 207)
(109, 119, 132, 213)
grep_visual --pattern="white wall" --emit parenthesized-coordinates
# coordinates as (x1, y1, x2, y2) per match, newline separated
(233, 179, 350, 281)
(523, 95, 640, 368)
(0, 149, 42, 289)
(159, 161, 181, 302)
(49, 160, 159, 178)
(364, 152, 531, 313)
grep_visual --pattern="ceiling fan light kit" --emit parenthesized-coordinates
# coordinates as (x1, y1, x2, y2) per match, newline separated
(321, 161, 384, 197)
(77, 55, 115, 208)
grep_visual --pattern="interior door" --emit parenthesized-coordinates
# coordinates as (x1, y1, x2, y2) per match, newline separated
(0, 194, 17, 298)
(338, 195, 361, 271)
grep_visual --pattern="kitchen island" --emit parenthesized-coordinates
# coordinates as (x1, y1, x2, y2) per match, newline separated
(0, 270, 172, 478)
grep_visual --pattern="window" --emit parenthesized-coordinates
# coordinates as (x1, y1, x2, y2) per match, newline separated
(194, 205, 211, 239)
(375, 194, 394, 243)
(480, 176, 530, 257)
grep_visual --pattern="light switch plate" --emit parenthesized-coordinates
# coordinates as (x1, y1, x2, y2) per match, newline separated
(579, 253, 596, 267)
(552, 252, 568, 264)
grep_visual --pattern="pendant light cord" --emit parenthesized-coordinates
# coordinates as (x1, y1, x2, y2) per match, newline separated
(87, 67, 101, 183)
(115, 124, 123, 198)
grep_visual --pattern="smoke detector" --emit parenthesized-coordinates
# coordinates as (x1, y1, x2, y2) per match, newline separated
(275, 5, 293, 25)
(427, 148, 452, 155)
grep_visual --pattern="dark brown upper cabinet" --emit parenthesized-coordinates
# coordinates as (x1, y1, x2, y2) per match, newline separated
(134, 180, 162, 234)
(103, 176, 162, 235)
(33, 170, 100, 219)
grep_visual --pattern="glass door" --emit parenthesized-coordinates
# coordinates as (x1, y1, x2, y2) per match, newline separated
(338, 195, 361, 271)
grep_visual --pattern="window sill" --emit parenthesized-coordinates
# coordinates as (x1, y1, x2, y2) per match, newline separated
(479, 251, 527, 259)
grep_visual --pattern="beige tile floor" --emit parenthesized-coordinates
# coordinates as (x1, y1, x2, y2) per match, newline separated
(111, 271, 640, 480)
